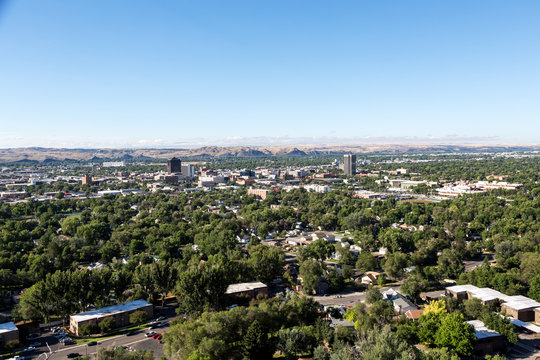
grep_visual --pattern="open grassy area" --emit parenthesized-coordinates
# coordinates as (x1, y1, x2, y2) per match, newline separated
(75, 323, 151, 345)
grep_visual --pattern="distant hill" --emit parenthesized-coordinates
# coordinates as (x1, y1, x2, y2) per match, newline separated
(0, 144, 538, 162)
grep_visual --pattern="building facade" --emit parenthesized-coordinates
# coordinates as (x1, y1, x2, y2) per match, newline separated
(343, 154, 356, 176)
(81, 175, 92, 185)
(69, 300, 153, 336)
(0, 322, 19, 347)
(167, 157, 182, 173)
(181, 164, 195, 178)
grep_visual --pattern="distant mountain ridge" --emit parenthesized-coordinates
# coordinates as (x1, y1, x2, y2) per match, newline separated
(0, 144, 538, 162)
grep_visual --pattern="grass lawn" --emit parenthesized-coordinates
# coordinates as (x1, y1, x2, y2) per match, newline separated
(75, 323, 151, 345)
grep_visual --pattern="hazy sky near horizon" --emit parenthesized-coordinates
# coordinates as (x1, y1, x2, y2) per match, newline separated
(0, 1, 539, 148)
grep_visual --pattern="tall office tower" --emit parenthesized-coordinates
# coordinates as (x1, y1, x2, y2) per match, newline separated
(167, 157, 182, 173)
(343, 154, 356, 175)
(181, 164, 195, 178)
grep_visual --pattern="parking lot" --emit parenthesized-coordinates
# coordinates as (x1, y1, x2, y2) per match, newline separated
(13, 306, 176, 359)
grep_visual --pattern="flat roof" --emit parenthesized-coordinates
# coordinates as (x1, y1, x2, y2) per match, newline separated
(467, 320, 501, 340)
(225, 281, 267, 294)
(71, 300, 151, 322)
(446, 284, 479, 293)
(504, 316, 540, 334)
(0, 322, 18, 334)
(502, 298, 540, 311)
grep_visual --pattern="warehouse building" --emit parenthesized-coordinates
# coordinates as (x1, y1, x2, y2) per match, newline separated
(69, 300, 153, 336)
(225, 281, 268, 299)
(0, 322, 19, 347)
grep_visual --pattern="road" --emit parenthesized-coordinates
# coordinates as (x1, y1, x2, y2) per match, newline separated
(47, 325, 170, 360)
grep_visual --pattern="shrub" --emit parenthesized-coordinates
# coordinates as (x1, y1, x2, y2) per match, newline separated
(99, 317, 116, 334)
(4, 340, 20, 351)
(79, 322, 99, 336)
(129, 310, 148, 324)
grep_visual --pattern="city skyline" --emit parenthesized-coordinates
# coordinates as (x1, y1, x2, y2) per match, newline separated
(1, 1, 540, 148)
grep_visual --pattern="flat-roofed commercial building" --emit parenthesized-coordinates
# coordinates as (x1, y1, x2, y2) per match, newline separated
(447, 284, 540, 322)
(225, 281, 268, 299)
(0, 322, 19, 347)
(69, 300, 153, 335)
(467, 320, 506, 355)
(501, 298, 540, 322)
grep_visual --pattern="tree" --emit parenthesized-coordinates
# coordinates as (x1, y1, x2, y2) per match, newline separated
(299, 259, 323, 295)
(365, 286, 382, 304)
(418, 300, 447, 345)
(463, 298, 484, 320)
(129, 310, 148, 324)
(175, 263, 228, 314)
(5, 340, 20, 351)
(344, 211, 373, 231)
(152, 261, 178, 307)
(437, 249, 464, 279)
(356, 325, 421, 360)
(529, 275, 540, 302)
(434, 313, 474, 357)
(241, 320, 273, 360)
(383, 252, 408, 280)
(276, 328, 309, 360)
(97, 347, 153, 360)
(521, 253, 540, 283)
(355, 252, 377, 272)
(79, 322, 99, 336)
(313, 345, 330, 360)
(99, 317, 116, 334)
(248, 245, 284, 283)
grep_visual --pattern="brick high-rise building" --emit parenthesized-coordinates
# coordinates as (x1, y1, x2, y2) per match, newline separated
(82, 175, 92, 185)
(343, 154, 356, 176)
(167, 157, 182, 173)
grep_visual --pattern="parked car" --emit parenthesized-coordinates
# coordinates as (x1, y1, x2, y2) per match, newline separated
(63, 339, 76, 345)
(86, 341, 98, 346)
(29, 342, 41, 347)
(151, 333, 161, 339)
(66, 353, 80, 358)
(125, 330, 138, 336)
(145, 331, 156, 337)
(155, 316, 166, 321)
(22, 347, 36, 353)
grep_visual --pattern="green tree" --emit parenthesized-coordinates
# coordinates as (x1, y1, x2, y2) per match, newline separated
(99, 317, 116, 334)
(129, 310, 148, 324)
(355, 252, 377, 272)
(299, 259, 324, 295)
(248, 245, 284, 283)
(241, 320, 273, 360)
(434, 313, 474, 357)
(383, 252, 408, 280)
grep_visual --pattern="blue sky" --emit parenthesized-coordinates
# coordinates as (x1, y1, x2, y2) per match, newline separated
(0, 1, 539, 147)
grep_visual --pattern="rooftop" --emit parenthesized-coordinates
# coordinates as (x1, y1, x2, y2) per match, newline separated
(446, 284, 480, 294)
(467, 320, 501, 340)
(71, 300, 151, 322)
(225, 281, 267, 295)
(0, 322, 18, 334)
